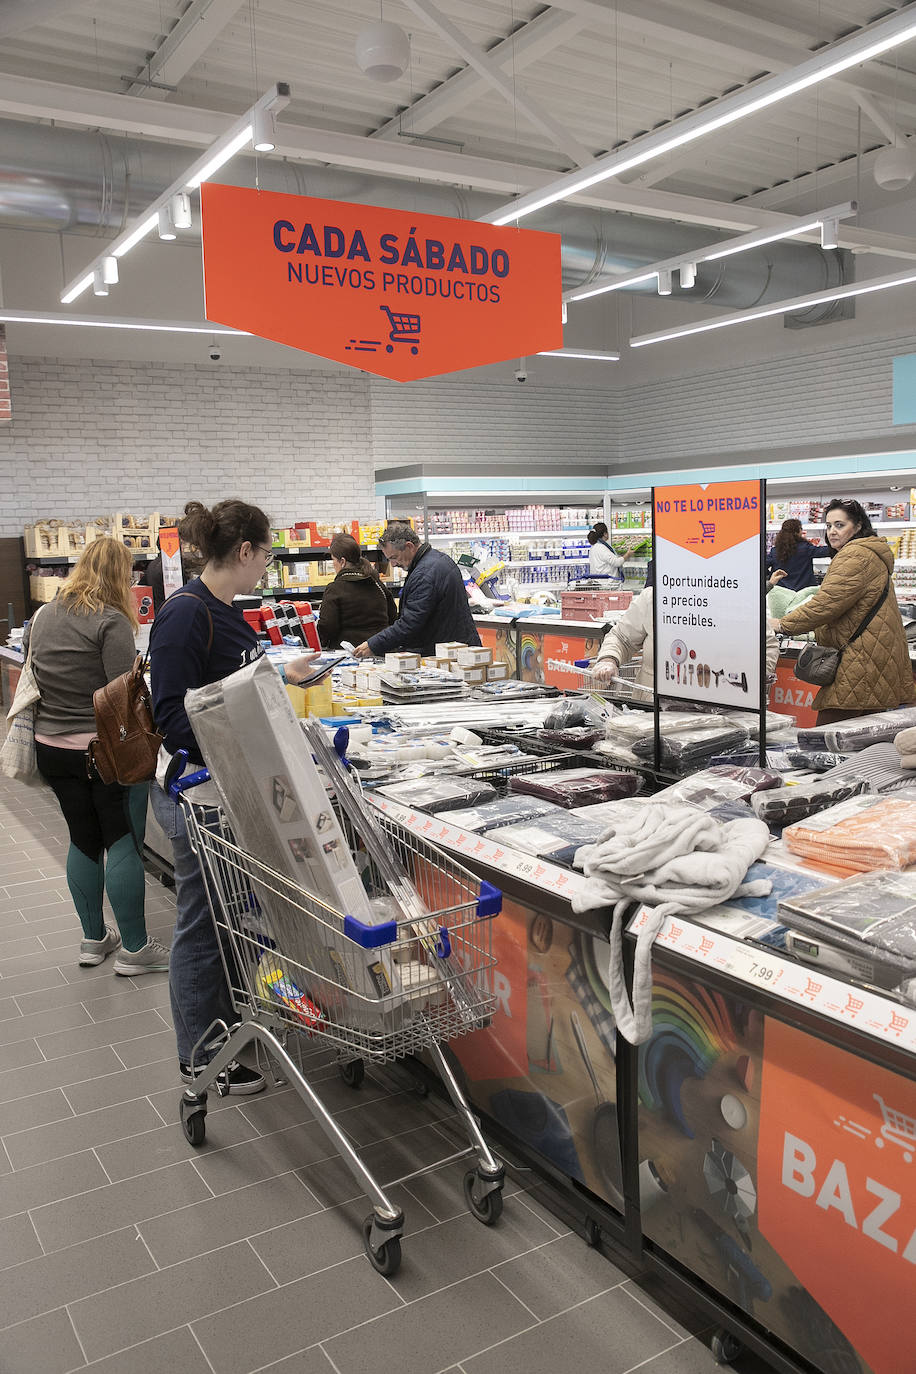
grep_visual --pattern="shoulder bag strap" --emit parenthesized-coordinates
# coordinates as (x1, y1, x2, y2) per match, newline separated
(846, 553, 891, 647)
(168, 591, 215, 652)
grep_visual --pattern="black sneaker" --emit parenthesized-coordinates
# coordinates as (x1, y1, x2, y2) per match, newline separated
(179, 1059, 266, 1095)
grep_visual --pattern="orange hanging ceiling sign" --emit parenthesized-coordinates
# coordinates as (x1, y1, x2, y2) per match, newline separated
(201, 184, 563, 382)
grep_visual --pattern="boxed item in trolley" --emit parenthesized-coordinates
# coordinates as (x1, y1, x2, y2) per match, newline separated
(184, 656, 404, 1027)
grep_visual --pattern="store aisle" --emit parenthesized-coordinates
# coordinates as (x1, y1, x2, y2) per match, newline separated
(0, 770, 770, 1374)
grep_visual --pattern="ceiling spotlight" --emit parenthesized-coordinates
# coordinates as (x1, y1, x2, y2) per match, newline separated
(657, 269, 673, 296)
(157, 207, 176, 241)
(820, 217, 839, 250)
(101, 256, 119, 286)
(355, 20, 410, 82)
(251, 108, 276, 153)
(874, 143, 916, 191)
(170, 191, 192, 230)
(92, 268, 108, 297)
(680, 263, 697, 289)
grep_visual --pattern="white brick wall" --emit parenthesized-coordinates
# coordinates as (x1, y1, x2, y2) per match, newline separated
(0, 356, 375, 537)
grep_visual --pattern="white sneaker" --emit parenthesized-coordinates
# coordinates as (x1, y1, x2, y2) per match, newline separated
(113, 938, 171, 976)
(79, 925, 121, 967)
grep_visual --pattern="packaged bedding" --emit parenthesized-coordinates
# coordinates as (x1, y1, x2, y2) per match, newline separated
(510, 767, 641, 808)
(782, 793, 916, 871)
(796, 706, 916, 753)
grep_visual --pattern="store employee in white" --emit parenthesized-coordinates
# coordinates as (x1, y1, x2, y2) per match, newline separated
(588, 522, 631, 581)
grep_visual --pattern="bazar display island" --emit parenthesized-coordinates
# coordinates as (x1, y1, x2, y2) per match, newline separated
(143, 696, 916, 1374)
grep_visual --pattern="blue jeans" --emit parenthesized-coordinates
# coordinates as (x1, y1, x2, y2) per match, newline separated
(150, 783, 235, 1064)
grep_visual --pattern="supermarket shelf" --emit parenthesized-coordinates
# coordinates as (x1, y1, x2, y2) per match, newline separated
(503, 559, 588, 568)
(765, 520, 914, 531)
(269, 546, 379, 559)
(426, 527, 591, 540)
(28, 550, 157, 565)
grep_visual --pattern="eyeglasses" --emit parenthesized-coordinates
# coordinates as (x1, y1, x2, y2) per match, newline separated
(257, 544, 275, 565)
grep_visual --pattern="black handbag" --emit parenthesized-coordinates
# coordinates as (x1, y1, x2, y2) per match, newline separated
(794, 569, 890, 687)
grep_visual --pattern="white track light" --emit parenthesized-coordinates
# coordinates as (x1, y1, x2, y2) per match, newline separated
(157, 207, 176, 241)
(170, 192, 192, 229)
(92, 268, 108, 297)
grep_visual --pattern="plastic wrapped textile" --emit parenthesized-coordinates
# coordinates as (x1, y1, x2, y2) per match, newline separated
(817, 742, 916, 794)
(895, 725, 916, 757)
(709, 799, 759, 824)
(696, 860, 828, 926)
(751, 776, 870, 828)
(510, 767, 641, 809)
(796, 706, 916, 753)
(445, 796, 565, 834)
(778, 870, 916, 977)
(786, 749, 850, 773)
(722, 708, 798, 738)
(655, 765, 783, 813)
(591, 739, 644, 770)
(607, 710, 724, 743)
(377, 776, 498, 813)
(543, 697, 608, 731)
(708, 750, 797, 772)
(631, 725, 748, 772)
(486, 813, 614, 863)
(536, 726, 606, 750)
(782, 793, 916, 871)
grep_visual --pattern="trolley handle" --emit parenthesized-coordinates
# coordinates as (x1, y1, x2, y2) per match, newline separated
(165, 748, 212, 798)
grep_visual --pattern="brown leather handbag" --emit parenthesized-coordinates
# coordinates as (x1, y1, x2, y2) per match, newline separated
(88, 653, 163, 785)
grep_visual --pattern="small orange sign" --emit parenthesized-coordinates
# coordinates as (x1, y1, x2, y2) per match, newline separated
(201, 185, 562, 381)
(654, 481, 761, 560)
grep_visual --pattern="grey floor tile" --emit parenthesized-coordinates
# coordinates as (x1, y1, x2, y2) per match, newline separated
(627, 1337, 746, 1374)
(0, 912, 30, 936)
(140, 1170, 323, 1267)
(30, 1159, 213, 1252)
(0, 1305, 86, 1374)
(109, 1027, 175, 1069)
(0, 1086, 74, 1135)
(190, 1118, 340, 1196)
(0, 1212, 42, 1269)
(193, 1254, 402, 1374)
(35, 924, 95, 950)
(0, 1225, 156, 1329)
(18, 901, 79, 925)
(70, 1238, 278, 1364)
(621, 1278, 710, 1341)
(0, 1036, 45, 1075)
(0, 948, 68, 981)
(0, 1045, 124, 1104)
(299, 1122, 461, 1211)
(252, 1347, 336, 1374)
(464, 1285, 680, 1374)
(68, 1327, 215, 1374)
(0, 1147, 106, 1218)
(96, 1103, 262, 1181)
(0, 1001, 92, 1048)
(325, 1271, 533, 1374)
(0, 966, 68, 1001)
(4, 1095, 164, 1170)
(82, 982, 172, 1023)
(35, 1007, 167, 1060)
(491, 1230, 628, 1320)
(63, 1058, 181, 1115)
(0, 877, 66, 900)
(0, 933, 46, 958)
(333, 1088, 457, 1149)
(250, 1183, 433, 1284)
(0, 993, 24, 1020)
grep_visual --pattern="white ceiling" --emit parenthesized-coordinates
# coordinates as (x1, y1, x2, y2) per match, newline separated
(2, 0, 916, 374)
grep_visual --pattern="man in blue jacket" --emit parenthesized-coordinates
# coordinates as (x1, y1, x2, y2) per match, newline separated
(353, 522, 480, 658)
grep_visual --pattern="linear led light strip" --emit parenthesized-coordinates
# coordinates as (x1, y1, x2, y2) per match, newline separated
(538, 347, 620, 360)
(0, 310, 249, 334)
(60, 82, 290, 305)
(629, 266, 916, 348)
(564, 202, 855, 305)
(479, 8, 916, 226)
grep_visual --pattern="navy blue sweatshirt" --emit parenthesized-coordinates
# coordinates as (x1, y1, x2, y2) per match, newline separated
(150, 577, 263, 763)
(766, 539, 831, 593)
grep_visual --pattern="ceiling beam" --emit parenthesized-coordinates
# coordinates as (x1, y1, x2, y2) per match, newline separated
(848, 87, 911, 147)
(399, 0, 591, 166)
(372, 8, 587, 142)
(125, 0, 248, 99)
(0, 72, 913, 260)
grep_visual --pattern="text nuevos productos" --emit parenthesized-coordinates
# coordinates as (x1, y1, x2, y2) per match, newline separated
(273, 221, 510, 303)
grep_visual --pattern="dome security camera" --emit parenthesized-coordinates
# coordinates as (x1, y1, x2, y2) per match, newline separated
(208, 343, 222, 362)
(515, 368, 527, 384)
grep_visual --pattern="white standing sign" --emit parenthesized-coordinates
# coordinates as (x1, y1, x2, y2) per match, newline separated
(652, 479, 763, 710)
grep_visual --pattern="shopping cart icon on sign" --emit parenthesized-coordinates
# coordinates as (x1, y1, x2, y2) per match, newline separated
(698, 520, 716, 544)
(380, 305, 421, 354)
(873, 1093, 916, 1162)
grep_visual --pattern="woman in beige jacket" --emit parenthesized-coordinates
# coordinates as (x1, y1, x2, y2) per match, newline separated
(773, 499, 915, 725)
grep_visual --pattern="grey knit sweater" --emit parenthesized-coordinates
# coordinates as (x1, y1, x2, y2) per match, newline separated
(22, 599, 137, 736)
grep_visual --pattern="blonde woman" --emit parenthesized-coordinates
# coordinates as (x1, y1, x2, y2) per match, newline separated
(22, 538, 168, 973)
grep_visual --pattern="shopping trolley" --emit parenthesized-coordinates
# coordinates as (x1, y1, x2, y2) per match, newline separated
(169, 762, 505, 1277)
(572, 656, 652, 704)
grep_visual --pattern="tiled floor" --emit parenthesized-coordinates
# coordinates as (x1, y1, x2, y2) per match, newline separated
(0, 770, 775, 1374)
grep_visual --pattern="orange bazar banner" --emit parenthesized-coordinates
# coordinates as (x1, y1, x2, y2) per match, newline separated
(200, 185, 563, 382)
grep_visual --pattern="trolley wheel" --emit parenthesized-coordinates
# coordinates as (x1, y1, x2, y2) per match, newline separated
(339, 1058, 365, 1089)
(362, 1216, 402, 1276)
(710, 1330, 743, 1366)
(179, 1097, 207, 1148)
(463, 1169, 504, 1226)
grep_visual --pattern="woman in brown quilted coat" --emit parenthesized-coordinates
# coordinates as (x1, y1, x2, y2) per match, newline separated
(773, 499, 915, 724)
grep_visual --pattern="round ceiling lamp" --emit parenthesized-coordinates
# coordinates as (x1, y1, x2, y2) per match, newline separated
(355, 20, 410, 82)
(874, 143, 916, 191)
